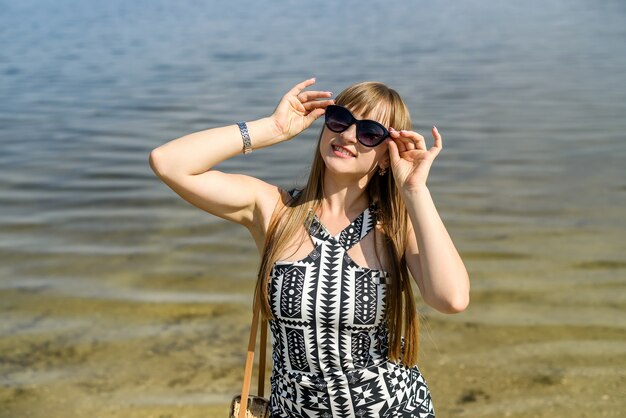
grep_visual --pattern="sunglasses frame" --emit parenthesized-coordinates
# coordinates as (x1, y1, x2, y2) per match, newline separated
(324, 104, 390, 147)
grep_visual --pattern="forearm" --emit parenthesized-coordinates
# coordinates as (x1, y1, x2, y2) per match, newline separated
(401, 186, 470, 311)
(149, 116, 284, 177)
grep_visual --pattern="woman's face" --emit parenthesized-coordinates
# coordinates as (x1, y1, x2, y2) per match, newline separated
(319, 105, 391, 181)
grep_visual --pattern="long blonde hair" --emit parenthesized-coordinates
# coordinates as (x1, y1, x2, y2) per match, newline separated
(253, 81, 420, 367)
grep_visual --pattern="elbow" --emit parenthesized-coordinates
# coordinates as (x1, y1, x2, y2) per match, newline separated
(427, 278, 470, 314)
(434, 293, 469, 314)
(447, 291, 470, 314)
(149, 148, 166, 178)
(446, 272, 470, 314)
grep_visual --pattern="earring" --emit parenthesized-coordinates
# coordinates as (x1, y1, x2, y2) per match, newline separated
(378, 166, 387, 176)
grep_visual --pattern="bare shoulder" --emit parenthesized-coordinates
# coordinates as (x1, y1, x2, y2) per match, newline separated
(249, 183, 306, 245)
(252, 181, 291, 230)
(249, 182, 297, 251)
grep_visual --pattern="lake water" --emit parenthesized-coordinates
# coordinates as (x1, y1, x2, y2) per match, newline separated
(1, 0, 625, 417)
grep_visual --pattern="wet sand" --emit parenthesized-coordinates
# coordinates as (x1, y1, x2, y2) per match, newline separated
(1, 270, 624, 418)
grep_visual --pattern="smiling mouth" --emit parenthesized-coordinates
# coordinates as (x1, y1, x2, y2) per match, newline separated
(332, 145, 355, 157)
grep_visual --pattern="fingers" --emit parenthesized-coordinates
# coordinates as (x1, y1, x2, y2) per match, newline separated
(286, 77, 318, 98)
(389, 127, 443, 157)
(287, 78, 334, 113)
(391, 128, 425, 149)
(303, 99, 334, 124)
(431, 126, 442, 155)
(302, 98, 334, 112)
(386, 136, 401, 165)
(304, 101, 334, 123)
(388, 129, 404, 153)
(388, 128, 416, 153)
(305, 107, 327, 125)
(298, 90, 333, 103)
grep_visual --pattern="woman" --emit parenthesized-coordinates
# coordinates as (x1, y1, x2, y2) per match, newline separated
(149, 78, 470, 417)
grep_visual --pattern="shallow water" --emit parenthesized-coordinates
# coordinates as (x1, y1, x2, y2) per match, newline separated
(1, 0, 625, 416)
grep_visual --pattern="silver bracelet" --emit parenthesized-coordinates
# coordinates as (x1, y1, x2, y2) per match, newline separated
(237, 122, 252, 154)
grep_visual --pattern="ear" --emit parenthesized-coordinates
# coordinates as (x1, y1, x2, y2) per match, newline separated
(379, 155, 390, 169)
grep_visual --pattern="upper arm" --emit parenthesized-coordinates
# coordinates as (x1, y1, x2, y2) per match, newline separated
(405, 218, 427, 299)
(152, 166, 283, 233)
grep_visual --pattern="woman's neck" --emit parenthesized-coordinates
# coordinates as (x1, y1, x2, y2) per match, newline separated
(320, 172, 370, 217)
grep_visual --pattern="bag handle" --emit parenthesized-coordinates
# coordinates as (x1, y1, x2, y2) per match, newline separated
(238, 297, 268, 418)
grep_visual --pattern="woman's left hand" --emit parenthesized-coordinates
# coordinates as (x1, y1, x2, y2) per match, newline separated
(386, 126, 442, 191)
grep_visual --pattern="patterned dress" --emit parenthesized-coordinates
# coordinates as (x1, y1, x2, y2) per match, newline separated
(267, 189, 435, 417)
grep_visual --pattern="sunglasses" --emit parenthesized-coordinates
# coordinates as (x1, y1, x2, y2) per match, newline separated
(324, 104, 390, 147)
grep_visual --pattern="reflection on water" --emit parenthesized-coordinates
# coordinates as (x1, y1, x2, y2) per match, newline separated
(1, 0, 625, 416)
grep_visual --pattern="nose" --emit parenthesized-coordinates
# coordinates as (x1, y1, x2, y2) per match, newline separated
(339, 123, 358, 144)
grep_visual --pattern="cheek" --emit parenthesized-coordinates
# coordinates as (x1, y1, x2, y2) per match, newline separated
(319, 130, 334, 150)
(374, 146, 389, 162)
(319, 136, 329, 154)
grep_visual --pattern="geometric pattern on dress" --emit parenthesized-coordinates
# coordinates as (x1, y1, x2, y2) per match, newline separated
(374, 325, 390, 355)
(266, 188, 436, 418)
(379, 397, 414, 418)
(285, 326, 311, 372)
(351, 330, 372, 368)
(300, 385, 330, 411)
(414, 386, 434, 417)
(353, 269, 378, 325)
(346, 368, 386, 413)
(338, 213, 364, 249)
(410, 368, 435, 416)
(384, 364, 412, 394)
(280, 264, 306, 318)
(379, 361, 436, 417)
(295, 375, 333, 417)
(337, 205, 376, 251)
(317, 237, 342, 374)
(271, 373, 298, 407)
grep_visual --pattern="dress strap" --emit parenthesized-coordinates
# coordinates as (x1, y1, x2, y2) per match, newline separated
(309, 203, 378, 251)
(287, 188, 378, 250)
(287, 188, 302, 199)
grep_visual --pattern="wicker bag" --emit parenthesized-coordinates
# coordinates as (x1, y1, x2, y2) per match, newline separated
(229, 299, 270, 418)
(229, 394, 270, 418)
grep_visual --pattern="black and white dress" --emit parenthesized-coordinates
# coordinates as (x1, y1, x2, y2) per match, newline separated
(267, 189, 435, 418)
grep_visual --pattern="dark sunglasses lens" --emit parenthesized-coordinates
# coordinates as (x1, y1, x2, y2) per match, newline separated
(358, 122, 387, 146)
(325, 106, 352, 132)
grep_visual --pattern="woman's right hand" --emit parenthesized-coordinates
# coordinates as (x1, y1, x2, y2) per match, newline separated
(270, 78, 334, 142)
